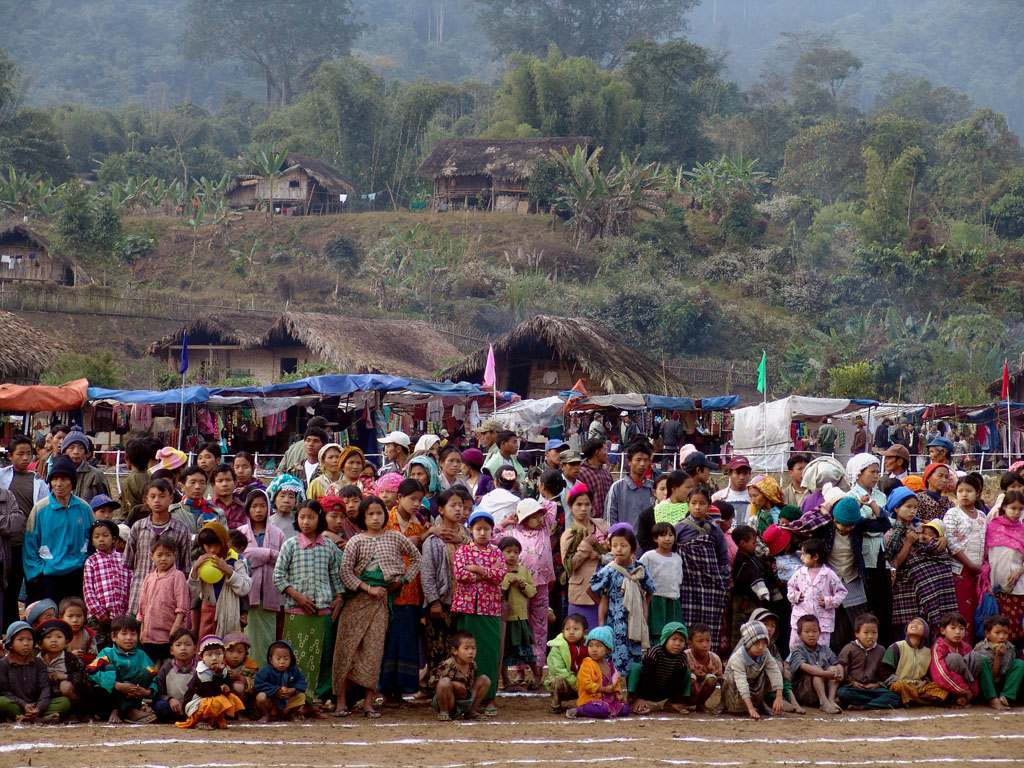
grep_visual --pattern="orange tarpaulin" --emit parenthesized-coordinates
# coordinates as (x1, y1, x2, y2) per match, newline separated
(0, 378, 88, 412)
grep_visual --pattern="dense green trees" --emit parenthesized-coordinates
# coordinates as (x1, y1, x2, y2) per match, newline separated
(472, 0, 696, 68)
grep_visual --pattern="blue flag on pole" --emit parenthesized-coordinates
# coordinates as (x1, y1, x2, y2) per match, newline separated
(179, 330, 189, 374)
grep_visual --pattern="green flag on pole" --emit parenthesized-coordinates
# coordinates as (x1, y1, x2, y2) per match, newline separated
(756, 351, 766, 394)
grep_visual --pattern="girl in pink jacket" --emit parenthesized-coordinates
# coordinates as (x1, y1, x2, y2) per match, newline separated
(239, 490, 286, 667)
(787, 538, 848, 649)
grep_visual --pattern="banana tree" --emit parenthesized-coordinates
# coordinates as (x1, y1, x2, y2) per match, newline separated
(245, 146, 296, 224)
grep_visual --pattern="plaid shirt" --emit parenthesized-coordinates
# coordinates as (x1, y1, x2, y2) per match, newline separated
(123, 515, 193, 616)
(577, 462, 614, 520)
(83, 549, 131, 621)
(273, 534, 344, 612)
(339, 531, 421, 593)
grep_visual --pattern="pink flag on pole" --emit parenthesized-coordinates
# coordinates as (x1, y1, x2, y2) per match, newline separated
(483, 343, 496, 389)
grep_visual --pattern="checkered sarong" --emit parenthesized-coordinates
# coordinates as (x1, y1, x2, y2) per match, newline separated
(891, 547, 957, 628)
(678, 534, 729, 647)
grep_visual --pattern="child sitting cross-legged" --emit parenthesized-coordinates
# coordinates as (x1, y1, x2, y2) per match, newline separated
(0, 621, 70, 723)
(975, 614, 1024, 710)
(154, 628, 197, 723)
(36, 618, 94, 722)
(175, 635, 246, 729)
(721, 620, 785, 720)
(87, 615, 158, 724)
(682, 622, 722, 712)
(836, 613, 900, 710)
(786, 614, 843, 714)
(566, 625, 630, 719)
(930, 611, 981, 707)
(880, 617, 949, 707)
(629, 622, 690, 715)
(254, 640, 307, 722)
(545, 613, 589, 713)
(429, 629, 490, 721)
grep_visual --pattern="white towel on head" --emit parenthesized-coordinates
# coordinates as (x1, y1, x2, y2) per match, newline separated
(846, 453, 879, 488)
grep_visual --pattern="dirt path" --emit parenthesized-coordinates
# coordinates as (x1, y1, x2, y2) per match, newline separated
(2, 694, 1022, 768)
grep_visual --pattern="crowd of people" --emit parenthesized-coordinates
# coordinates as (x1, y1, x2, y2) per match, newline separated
(0, 416, 1022, 728)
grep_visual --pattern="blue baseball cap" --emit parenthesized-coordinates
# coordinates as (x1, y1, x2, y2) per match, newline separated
(467, 510, 494, 528)
(545, 439, 570, 452)
(927, 436, 954, 455)
(90, 493, 118, 511)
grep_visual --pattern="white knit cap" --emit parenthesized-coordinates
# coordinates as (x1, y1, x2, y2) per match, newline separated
(846, 453, 880, 487)
(821, 483, 848, 507)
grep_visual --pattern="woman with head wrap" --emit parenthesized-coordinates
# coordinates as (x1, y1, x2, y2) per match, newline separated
(844, 454, 893, 645)
(798, 456, 850, 514)
(915, 462, 954, 523)
(882, 486, 957, 636)
(331, 445, 374, 496)
(407, 455, 441, 518)
(748, 475, 785, 536)
(307, 443, 343, 500)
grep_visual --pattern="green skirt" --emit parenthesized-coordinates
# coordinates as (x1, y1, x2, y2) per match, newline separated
(457, 613, 501, 701)
(283, 612, 331, 704)
(648, 595, 683, 643)
(316, 616, 340, 700)
(245, 605, 278, 671)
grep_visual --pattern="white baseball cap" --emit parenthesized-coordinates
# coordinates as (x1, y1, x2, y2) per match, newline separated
(379, 431, 411, 448)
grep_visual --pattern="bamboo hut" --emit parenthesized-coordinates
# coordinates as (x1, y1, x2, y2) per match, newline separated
(0, 225, 74, 285)
(226, 153, 357, 215)
(416, 136, 592, 213)
(149, 311, 464, 384)
(439, 315, 688, 398)
(0, 310, 67, 384)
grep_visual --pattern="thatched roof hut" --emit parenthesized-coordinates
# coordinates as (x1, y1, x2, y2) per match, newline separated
(148, 311, 464, 383)
(416, 136, 591, 213)
(226, 153, 357, 215)
(147, 313, 278, 356)
(0, 310, 67, 383)
(439, 315, 688, 399)
(266, 312, 464, 379)
(0, 224, 75, 285)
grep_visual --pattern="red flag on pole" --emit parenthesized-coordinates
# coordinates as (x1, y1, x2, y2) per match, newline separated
(1002, 360, 1010, 401)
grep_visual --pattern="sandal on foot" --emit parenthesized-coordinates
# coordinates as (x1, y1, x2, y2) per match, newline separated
(483, 705, 498, 716)
(633, 702, 651, 716)
(436, 712, 451, 721)
(565, 708, 578, 719)
(333, 708, 351, 718)
(364, 709, 382, 719)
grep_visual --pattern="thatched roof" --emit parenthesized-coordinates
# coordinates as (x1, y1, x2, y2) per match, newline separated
(0, 224, 50, 249)
(439, 315, 688, 397)
(416, 137, 592, 181)
(266, 312, 463, 379)
(227, 153, 356, 196)
(147, 312, 278, 355)
(286, 153, 356, 195)
(0, 310, 67, 381)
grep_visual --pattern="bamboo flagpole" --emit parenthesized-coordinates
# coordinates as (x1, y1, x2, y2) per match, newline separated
(1003, 359, 1012, 466)
(757, 350, 767, 470)
(177, 330, 189, 450)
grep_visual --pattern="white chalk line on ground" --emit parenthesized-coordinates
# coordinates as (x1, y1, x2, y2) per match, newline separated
(3, 730, 1023, 755)
(11, 758, 1023, 768)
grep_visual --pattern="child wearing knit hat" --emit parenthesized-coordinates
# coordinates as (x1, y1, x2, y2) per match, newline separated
(721, 619, 785, 719)
(0, 621, 71, 722)
(566, 625, 630, 719)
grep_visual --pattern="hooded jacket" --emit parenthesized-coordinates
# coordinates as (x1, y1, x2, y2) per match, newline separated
(253, 641, 307, 709)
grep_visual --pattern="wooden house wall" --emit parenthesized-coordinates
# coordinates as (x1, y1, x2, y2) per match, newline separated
(0, 240, 71, 284)
(160, 343, 327, 385)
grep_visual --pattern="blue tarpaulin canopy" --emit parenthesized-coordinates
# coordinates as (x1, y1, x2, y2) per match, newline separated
(88, 386, 212, 405)
(644, 395, 695, 411)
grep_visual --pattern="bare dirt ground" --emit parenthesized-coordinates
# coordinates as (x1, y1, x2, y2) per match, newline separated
(2, 692, 1023, 768)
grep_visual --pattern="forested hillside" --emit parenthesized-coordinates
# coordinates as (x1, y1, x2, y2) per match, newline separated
(1, 0, 1023, 402)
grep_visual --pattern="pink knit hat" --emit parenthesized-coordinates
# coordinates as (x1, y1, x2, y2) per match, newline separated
(761, 524, 791, 556)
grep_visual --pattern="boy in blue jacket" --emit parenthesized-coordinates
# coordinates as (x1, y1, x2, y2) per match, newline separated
(254, 640, 307, 721)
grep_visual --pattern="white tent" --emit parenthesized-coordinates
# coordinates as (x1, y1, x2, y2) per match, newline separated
(492, 395, 566, 437)
(732, 396, 863, 471)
